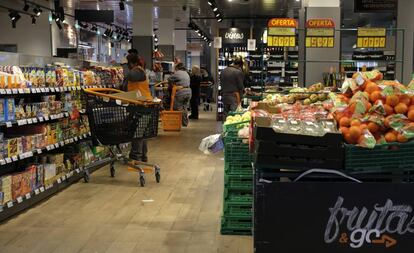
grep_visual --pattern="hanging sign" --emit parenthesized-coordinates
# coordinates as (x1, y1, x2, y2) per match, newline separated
(267, 18, 297, 47)
(306, 18, 335, 48)
(247, 39, 256, 51)
(214, 37, 222, 49)
(357, 28, 386, 48)
(354, 0, 397, 13)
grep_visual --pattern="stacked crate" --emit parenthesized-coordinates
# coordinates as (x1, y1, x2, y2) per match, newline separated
(221, 122, 253, 235)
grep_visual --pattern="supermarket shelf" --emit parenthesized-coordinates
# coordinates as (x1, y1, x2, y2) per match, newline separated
(0, 85, 117, 96)
(0, 157, 115, 223)
(0, 132, 92, 167)
(0, 112, 71, 128)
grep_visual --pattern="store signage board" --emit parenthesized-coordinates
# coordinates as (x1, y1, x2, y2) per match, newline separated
(357, 28, 386, 48)
(267, 18, 297, 47)
(255, 182, 414, 252)
(219, 28, 249, 44)
(247, 39, 256, 51)
(214, 37, 222, 49)
(306, 18, 335, 48)
(354, 0, 397, 13)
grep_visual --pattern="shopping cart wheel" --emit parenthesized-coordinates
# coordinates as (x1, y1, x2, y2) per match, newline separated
(110, 164, 115, 177)
(83, 170, 90, 183)
(155, 166, 161, 183)
(139, 174, 145, 187)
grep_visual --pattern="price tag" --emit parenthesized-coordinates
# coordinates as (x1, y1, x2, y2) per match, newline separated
(39, 117, 44, 122)
(64, 139, 70, 144)
(45, 88, 50, 92)
(37, 149, 42, 154)
(34, 189, 40, 195)
(25, 193, 31, 199)
(7, 201, 13, 208)
(0, 89, 5, 94)
(19, 153, 26, 159)
(64, 87, 68, 91)
(50, 87, 55, 92)
(32, 118, 38, 123)
(44, 115, 49, 121)
(36, 88, 41, 93)
(74, 137, 78, 141)
(59, 113, 63, 118)
(62, 175, 66, 180)
(0, 159, 5, 165)
(6, 122, 12, 128)
(66, 173, 71, 179)
(60, 141, 64, 146)
(69, 138, 74, 143)
(46, 145, 51, 151)
(54, 143, 60, 148)
(116, 99, 122, 105)
(40, 187, 45, 192)
(5, 158, 12, 163)
(50, 115, 55, 120)
(88, 132, 91, 136)
(77, 86, 81, 90)
(31, 88, 37, 93)
(24, 88, 30, 94)
(11, 156, 18, 162)
(12, 89, 18, 94)
(26, 151, 33, 158)
(16, 196, 23, 203)
(57, 178, 62, 184)
(64, 112, 69, 117)
(75, 168, 80, 173)
(6, 89, 12, 94)
(17, 119, 27, 126)
(40, 88, 45, 92)
(27, 118, 33, 124)
(18, 88, 24, 94)
(79, 135, 83, 140)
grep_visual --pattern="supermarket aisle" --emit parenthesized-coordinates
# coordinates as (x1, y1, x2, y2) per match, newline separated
(0, 110, 252, 253)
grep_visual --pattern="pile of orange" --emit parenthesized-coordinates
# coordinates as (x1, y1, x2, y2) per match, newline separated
(336, 73, 414, 145)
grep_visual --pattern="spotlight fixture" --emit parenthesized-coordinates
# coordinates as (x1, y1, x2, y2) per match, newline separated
(23, 1, 30, 11)
(91, 25, 98, 32)
(33, 6, 42, 17)
(119, 0, 125, 11)
(213, 7, 218, 12)
(55, 20, 62, 30)
(52, 12, 59, 22)
(9, 11, 21, 21)
(104, 28, 111, 37)
(31, 15, 36, 24)
(207, 1, 213, 6)
(57, 6, 65, 21)
(217, 18, 223, 22)
(215, 13, 220, 17)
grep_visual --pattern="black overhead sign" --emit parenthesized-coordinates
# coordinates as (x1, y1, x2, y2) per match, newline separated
(255, 182, 414, 253)
(75, 10, 114, 23)
(354, 0, 397, 12)
(219, 28, 249, 44)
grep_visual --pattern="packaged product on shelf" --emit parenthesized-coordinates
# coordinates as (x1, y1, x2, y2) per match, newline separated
(7, 138, 18, 157)
(35, 164, 44, 189)
(43, 164, 56, 183)
(11, 170, 33, 200)
(45, 66, 56, 87)
(0, 98, 4, 122)
(1, 175, 12, 204)
(4, 98, 16, 121)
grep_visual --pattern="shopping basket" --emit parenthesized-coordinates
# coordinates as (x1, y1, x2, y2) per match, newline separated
(83, 88, 161, 186)
(161, 85, 182, 131)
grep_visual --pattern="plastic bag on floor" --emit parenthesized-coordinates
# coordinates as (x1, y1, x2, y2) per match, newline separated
(199, 134, 224, 154)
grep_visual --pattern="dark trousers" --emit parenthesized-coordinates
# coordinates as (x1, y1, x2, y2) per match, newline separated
(130, 138, 148, 161)
(190, 95, 199, 118)
(223, 94, 239, 119)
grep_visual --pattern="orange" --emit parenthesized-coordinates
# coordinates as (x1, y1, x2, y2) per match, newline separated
(350, 119, 361, 127)
(385, 132, 397, 143)
(386, 95, 399, 107)
(408, 105, 414, 111)
(411, 96, 414, 105)
(367, 122, 380, 134)
(357, 135, 365, 145)
(384, 104, 394, 116)
(359, 124, 368, 130)
(397, 133, 408, 143)
(339, 117, 351, 127)
(339, 127, 349, 135)
(399, 94, 411, 106)
(408, 110, 414, 121)
(344, 133, 356, 144)
(364, 81, 380, 94)
(349, 126, 362, 141)
(365, 102, 372, 112)
(369, 91, 383, 103)
(394, 103, 408, 115)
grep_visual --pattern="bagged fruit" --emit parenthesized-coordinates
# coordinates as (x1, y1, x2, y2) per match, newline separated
(357, 129, 376, 149)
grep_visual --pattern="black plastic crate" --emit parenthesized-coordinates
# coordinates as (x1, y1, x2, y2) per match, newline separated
(254, 126, 344, 170)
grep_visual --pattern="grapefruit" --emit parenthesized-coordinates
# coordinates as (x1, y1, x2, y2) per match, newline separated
(399, 94, 411, 106)
(364, 81, 380, 94)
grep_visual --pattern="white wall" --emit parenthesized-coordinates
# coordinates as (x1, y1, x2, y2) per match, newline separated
(0, 12, 52, 57)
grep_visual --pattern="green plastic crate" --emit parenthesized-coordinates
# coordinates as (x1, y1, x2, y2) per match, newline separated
(225, 165, 253, 175)
(224, 142, 251, 163)
(223, 189, 253, 200)
(223, 201, 252, 218)
(345, 141, 414, 172)
(224, 174, 253, 190)
(220, 217, 252, 235)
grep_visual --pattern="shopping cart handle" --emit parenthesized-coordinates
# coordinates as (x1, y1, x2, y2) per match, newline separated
(154, 81, 168, 87)
(84, 88, 160, 105)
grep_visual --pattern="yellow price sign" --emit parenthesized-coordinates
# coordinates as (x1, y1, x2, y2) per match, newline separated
(283, 37, 289, 46)
(306, 37, 311, 47)
(267, 36, 273, 46)
(379, 37, 386, 47)
(305, 36, 334, 47)
(328, 37, 334, 47)
(317, 37, 323, 47)
(311, 37, 317, 47)
(368, 38, 374, 47)
(289, 37, 295, 46)
(356, 36, 386, 48)
(358, 28, 386, 37)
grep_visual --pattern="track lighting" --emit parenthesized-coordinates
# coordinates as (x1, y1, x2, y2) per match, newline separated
(33, 6, 42, 17)
(52, 12, 59, 22)
(208, 1, 213, 6)
(31, 15, 36, 25)
(119, 0, 125, 11)
(9, 11, 21, 21)
(215, 13, 220, 17)
(23, 1, 30, 12)
(213, 7, 218, 12)
(55, 20, 62, 30)
(217, 18, 223, 22)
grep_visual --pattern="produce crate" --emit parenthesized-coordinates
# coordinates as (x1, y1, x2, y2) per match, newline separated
(224, 174, 253, 191)
(221, 217, 252, 235)
(224, 143, 251, 163)
(223, 189, 253, 200)
(345, 141, 414, 172)
(254, 126, 344, 170)
(223, 203, 252, 218)
(225, 162, 253, 175)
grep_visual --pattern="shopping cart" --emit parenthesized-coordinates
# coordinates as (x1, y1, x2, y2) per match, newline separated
(84, 88, 161, 187)
(200, 81, 213, 111)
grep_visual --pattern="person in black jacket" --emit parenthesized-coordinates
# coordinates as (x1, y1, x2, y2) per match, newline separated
(189, 65, 202, 119)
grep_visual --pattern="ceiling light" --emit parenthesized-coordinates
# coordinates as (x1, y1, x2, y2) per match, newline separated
(9, 11, 21, 21)
(217, 18, 222, 22)
(119, 0, 125, 11)
(23, 1, 30, 11)
(31, 15, 36, 24)
(215, 13, 220, 17)
(52, 12, 59, 21)
(33, 7, 42, 17)
(213, 7, 218, 11)
(208, 1, 213, 6)
(56, 20, 62, 30)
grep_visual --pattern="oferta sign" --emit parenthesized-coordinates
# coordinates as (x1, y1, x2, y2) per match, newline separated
(255, 182, 414, 252)
(267, 18, 297, 47)
(306, 18, 335, 48)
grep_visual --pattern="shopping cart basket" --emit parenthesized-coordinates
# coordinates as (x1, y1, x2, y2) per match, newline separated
(200, 81, 213, 111)
(161, 85, 182, 131)
(84, 88, 161, 187)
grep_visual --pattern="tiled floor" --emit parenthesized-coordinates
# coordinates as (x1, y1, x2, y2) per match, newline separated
(0, 110, 252, 253)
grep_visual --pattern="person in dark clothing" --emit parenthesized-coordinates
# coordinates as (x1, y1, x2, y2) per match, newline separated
(189, 65, 202, 119)
(126, 53, 150, 162)
(220, 57, 245, 118)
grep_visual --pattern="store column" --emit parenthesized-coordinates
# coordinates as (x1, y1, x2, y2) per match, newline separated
(132, 0, 153, 68)
(301, 0, 340, 85)
(397, 0, 414, 83)
(158, 7, 175, 62)
(174, 30, 187, 66)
